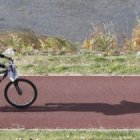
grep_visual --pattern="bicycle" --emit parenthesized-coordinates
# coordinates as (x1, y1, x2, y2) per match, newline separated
(0, 58, 38, 108)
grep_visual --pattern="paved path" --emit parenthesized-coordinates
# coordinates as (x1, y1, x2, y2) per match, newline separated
(0, 76, 140, 129)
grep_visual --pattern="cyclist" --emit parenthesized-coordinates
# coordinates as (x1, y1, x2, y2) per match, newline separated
(0, 53, 11, 69)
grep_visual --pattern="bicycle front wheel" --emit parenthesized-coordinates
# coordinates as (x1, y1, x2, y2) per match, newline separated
(4, 78, 37, 108)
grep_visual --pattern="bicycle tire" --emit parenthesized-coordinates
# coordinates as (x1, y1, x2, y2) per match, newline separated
(4, 78, 37, 108)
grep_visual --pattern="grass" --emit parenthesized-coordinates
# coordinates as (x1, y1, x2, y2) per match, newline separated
(13, 53, 140, 75)
(1, 129, 140, 140)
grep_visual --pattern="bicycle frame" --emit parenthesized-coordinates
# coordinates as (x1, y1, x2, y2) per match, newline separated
(0, 56, 37, 108)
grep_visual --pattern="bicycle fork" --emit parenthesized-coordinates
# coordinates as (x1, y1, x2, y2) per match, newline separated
(13, 80, 23, 95)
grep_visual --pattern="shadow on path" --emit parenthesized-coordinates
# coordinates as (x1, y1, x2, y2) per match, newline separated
(1, 100, 140, 115)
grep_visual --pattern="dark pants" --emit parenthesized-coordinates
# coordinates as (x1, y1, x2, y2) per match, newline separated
(0, 63, 5, 69)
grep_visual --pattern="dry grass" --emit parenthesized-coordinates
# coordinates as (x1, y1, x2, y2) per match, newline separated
(82, 23, 120, 56)
(0, 19, 140, 57)
(0, 30, 77, 55)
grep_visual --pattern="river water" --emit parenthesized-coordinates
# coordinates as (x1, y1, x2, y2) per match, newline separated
(0, 0, 140, 42)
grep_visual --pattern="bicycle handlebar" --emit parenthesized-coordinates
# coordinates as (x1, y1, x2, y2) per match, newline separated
(0, 58, 15, 82)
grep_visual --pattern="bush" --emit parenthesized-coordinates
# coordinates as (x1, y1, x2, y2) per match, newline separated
(0, 30, 40, 54)
(132, 25, 140, 51)
(39, 37, 77, 55)
(123, 18, 140, 54)
(0, 31, 78, 55)
(82, 23, 120, 56)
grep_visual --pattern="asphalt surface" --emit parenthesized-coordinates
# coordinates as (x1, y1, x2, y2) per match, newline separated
(0, 76, 140, 129)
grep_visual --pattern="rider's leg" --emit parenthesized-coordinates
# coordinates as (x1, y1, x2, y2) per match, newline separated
(0, 63, 6, 69)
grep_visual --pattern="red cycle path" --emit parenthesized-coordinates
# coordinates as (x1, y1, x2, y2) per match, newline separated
(0, 76, 140, 129)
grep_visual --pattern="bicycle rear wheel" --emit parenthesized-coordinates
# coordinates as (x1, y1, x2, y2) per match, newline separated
(4, 78, 37, 108)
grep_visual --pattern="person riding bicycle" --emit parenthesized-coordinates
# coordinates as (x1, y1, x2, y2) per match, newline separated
(0, 53, 11, 69)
